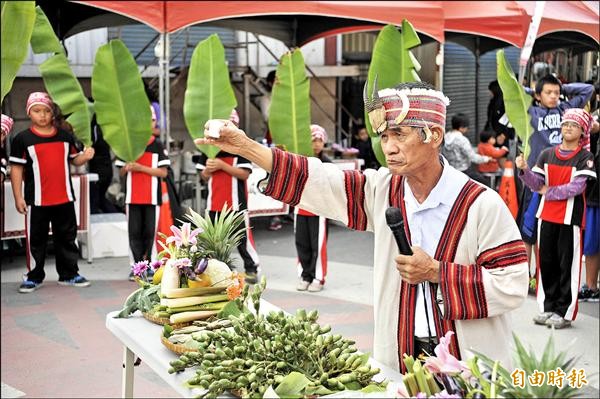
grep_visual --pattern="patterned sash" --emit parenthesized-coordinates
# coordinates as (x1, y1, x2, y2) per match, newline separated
(389, 176, 485, 371)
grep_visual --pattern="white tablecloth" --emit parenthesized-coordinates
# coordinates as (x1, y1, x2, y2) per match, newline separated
(106, 300, 403, 398)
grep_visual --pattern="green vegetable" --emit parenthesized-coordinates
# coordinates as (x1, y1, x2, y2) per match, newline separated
(167, 277, 387, 397)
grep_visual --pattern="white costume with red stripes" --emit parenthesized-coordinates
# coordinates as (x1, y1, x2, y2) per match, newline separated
(263, 148, 529, 372)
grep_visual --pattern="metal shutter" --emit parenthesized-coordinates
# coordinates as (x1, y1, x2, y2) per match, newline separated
(108, 25, 236, 68)
(443, 43, 519, 144)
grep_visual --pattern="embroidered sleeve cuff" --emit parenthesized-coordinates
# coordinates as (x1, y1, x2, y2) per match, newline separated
(477, 240, 528, 270)
(195, 163, 205, 170)
(115, 160, 126, 168)
(69, 151, 83, 159)
(157, 159, 171, 167)
(439, 261, 488, 320)
(262, 148, 308, 206)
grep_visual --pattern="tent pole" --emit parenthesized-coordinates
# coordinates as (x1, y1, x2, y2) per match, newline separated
(475, 37, 480, 134)
(165, 32, 171, 151)
(158, 34, 166, 143)
(437, 43, 444, 91)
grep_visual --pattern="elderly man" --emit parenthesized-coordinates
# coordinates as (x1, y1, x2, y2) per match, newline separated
(195, 81, 529, 372)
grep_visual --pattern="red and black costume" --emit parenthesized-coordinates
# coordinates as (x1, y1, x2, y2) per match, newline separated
(115, 136, 170, 263)
(9, 127, 83, 282)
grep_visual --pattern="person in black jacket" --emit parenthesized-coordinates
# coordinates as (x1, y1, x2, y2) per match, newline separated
(89, 114, 118, 214)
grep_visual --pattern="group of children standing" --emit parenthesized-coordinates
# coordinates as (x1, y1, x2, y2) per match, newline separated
(3, 90, 332, 294)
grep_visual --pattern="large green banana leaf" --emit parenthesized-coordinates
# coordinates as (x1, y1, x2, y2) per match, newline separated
(92, 39, 152, 162)
(1, 1, 36, 104)
(30, 6, 63, 54)
(268, 49, 312, 156)
(184, 34, 237, 159)
(39, 54, 92, 146)
(497, 49, 533, 161)
(365, 21, 422, 166)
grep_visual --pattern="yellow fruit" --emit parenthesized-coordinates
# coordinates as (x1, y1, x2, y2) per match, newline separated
(188, 275, 211, 288)
(152, 266, 165, 285)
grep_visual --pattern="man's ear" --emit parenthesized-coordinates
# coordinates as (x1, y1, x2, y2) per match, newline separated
(431, 126, 444, 148)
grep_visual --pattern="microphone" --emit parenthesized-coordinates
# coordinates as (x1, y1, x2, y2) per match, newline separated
(385, 207, 413, 256)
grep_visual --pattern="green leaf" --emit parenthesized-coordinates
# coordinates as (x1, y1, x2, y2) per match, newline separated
(274, 371, 310, 397)
(268, 49, 312, 156)
(30, 6, 64, 54)
(92, 39, 152, 162)
(39, 54, 92, 146)
(360, 383, 387, 393)
(1, 1, 36, 104)
(365, 21, 422, 166)
(497, 49, 533, 161)
(184, 34, 237, 159)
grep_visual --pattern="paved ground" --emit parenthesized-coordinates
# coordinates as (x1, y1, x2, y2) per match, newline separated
(1, 216, 598, 398)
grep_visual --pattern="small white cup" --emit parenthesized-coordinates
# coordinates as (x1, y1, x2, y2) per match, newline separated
(204, 120, 225, 138)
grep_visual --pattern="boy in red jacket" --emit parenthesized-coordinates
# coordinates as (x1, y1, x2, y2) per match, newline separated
(477, 130, 509, 173)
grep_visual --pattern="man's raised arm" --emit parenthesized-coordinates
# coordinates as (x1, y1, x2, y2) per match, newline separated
(194, 120, 273, 172)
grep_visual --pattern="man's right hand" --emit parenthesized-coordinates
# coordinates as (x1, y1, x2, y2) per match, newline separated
(195, 120, 250, 155)
(15, 198, 27, 214)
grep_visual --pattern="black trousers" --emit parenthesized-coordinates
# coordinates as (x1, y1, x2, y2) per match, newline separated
(26, 202, 80, 282)
(295, 214, 328, 283)
(208, 210, 259, 273)
(127, 204, 159, 263)
(538, 220, 581, 321)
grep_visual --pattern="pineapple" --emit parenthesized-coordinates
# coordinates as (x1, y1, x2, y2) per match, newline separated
(185, 205, 245, 268)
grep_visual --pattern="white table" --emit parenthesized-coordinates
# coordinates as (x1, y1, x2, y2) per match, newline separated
(106, 301, 403, 398)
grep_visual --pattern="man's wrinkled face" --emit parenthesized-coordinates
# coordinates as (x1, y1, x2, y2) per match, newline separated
(380, 125, 434, 177)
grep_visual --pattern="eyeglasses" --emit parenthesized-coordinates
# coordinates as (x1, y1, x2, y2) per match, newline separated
(562, 122, 581, 129)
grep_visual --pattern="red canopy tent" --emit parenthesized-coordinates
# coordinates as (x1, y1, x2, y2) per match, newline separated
(74, 1, 446, 44)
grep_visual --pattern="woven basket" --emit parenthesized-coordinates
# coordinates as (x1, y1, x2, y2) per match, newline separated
(161, 335, 199, 355)
(142, 311, 192, 330)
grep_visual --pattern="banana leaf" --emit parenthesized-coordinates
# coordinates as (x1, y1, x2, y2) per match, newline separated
(184, 34, 237, 159)
(497, 49, 533, 161)
(92, 39, 152, 162)
(1, 1, 36, 104)
(39, 54, 92, 146)
(30, 6, 63, 54)
(365, 21, 422, 166)
(268, 49, 312, 156)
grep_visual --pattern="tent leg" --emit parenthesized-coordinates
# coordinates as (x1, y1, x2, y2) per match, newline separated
(158, 32, 171, 151)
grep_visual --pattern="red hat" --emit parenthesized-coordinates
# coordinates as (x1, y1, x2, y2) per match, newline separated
(26, 92, 53, 115)
(1, 114, 14, 135)
(562, 108, 593, 149)
(364, 80, 449, 138)
(562, 108, 592, 134)
(310, 124, 327, 143)
(229, 109, 240, 127)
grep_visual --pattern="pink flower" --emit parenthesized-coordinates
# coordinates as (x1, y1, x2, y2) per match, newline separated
(150, 260, 163, 271)
(131, 260, 149, 276)
(165, 223, 203, 248)
(171, 258, 191, 269)
(424, 331, 470, 375)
